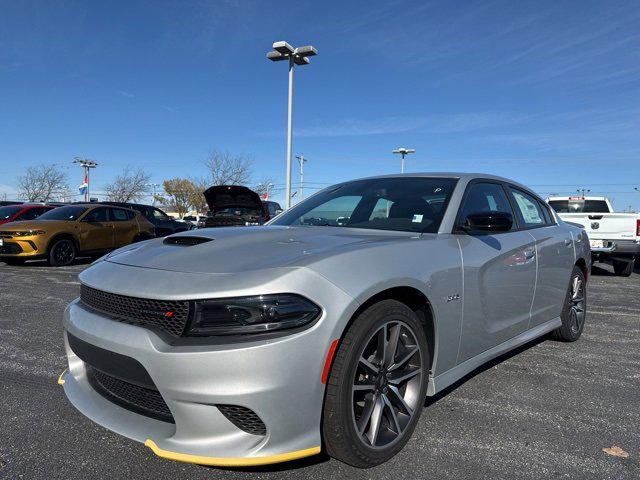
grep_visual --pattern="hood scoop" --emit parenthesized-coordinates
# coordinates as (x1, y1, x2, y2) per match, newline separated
(163, 236, 213, 246)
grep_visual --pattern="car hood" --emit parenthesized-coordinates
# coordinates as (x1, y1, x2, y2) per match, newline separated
(203, 185, 264, 213)
(105, 226, 417, 274)
(0, 219, 60, 231)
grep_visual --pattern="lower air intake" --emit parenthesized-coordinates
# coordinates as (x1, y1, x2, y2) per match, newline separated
(217, 405, 267, 436)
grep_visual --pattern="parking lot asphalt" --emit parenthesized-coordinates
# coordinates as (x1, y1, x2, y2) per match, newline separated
(0, 259, 639, 480)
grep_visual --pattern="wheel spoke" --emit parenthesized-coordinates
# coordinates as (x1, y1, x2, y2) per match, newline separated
(571, 277, 581, 299)
(384, 324, 401, 368)
(388, 367, 421, 386)
(359, 356, 379, 375)
(387, 384, 413, 414)
(376, 324, 388, 367)
(389, 346, 418, 372)
(357, 394, 376, 435)
(365, 395, 384, 446)
(353, 383, 376, 392)
(382, 394, 402, 435)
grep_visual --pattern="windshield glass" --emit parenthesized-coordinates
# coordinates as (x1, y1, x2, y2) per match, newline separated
(0, 205, 23, 219)
(548, 200, 610, 213)
(272, 177, 458, 233)
(38, 205, 88, 221)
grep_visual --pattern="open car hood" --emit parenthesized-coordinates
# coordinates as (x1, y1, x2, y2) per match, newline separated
(203, 185, 264, 213)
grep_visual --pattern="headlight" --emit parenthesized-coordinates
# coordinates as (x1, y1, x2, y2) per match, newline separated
(188, 294, 321, 336)
(12, 230, 46, 237)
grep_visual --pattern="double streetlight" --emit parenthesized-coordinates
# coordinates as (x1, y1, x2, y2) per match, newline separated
(73, 157, 98, 202)
(267, 41, 317, 209)
(295, 155, 307, 201)
(392, 147, 415, 174)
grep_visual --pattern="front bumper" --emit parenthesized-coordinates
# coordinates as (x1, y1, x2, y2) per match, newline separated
(0, 235, 47, 257)
(60, 267, 356, 466)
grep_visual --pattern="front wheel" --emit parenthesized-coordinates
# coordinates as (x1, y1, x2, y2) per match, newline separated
(552, 266, 587, 342)
(48, 238, 76, 266)
(322, 300, 429, 468)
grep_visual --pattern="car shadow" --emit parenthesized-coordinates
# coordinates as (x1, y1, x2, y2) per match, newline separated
(424, 336, 547, 408)
(2, 257, 94, 268)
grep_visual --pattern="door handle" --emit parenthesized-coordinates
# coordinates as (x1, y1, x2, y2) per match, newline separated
(564, 239, 572, 247)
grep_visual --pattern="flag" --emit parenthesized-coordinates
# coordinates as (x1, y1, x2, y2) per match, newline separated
(261, 191, 269, 200)
(78, 170, 88, 196)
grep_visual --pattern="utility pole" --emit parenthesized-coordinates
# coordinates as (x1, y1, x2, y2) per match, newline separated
(73, 157, 98, 202)
(392, 147, 415, 174)
(267, 41, 318, 209)
(295, 155, 307, 201)
(147, 183, 161, 205)
(576, 188, 591, 196)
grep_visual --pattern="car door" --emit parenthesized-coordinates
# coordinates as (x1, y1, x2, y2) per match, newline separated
(455, 181, 537, 363)
(109, 207, 138, 247)
(508, 187, 574, 328)
(78, 207, 114, 251)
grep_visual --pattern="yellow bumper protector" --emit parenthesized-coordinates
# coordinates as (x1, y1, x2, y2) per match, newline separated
(144, 439, 321, 467)
(57, 369, 67, 386)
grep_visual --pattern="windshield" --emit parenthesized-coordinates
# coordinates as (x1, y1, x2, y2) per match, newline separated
(272, 177, 458, 233)
(0, 205, 23, 219)
(548, 200, 610, 213)
(38, 205, 88, 221)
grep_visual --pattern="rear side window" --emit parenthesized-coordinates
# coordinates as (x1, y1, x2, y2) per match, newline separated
(457, 182, 515, 231)
(109, 208, 130, 221)
(508, 188, 547, 228)
(84, 207, 109, 222)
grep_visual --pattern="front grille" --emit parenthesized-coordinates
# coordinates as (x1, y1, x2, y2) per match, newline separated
(218, 405, 267, 436)
(87, 366, 174, 423)
(80, 284, 190, 336)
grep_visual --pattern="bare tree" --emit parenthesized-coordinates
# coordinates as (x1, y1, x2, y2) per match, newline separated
(17, 164, 68, 202)
(203, 150, 252, 186)
(104, 167, 151, 202)
(253, 177, 276, 199)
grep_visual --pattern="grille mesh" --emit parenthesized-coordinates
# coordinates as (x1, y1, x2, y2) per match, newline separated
(80, 284, 190, 336)
(87, 366, 174, 423)
(218, 405, 267, 436)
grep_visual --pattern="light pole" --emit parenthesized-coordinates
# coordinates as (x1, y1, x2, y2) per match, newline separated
(267, 41, 318, 209)
(73, 157, 98, 202)
(577, 188, 591, 196)
(392, 147, 415, 174)
(295, 155, 307, 201)
(147, 183, 161, 205)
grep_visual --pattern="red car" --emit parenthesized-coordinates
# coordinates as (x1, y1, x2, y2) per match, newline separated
(0, 204, 56, 225)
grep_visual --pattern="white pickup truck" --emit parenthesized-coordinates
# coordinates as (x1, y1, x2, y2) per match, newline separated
(547, 196, 640, 276)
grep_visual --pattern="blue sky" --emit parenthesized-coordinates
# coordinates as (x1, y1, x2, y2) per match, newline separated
(1, 0, 639, 209)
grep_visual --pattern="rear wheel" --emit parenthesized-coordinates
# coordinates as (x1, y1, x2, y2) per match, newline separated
(612, 258, 634, 277)
(552, 266, 587, 342)
(322, 300, 429, 468)
(48, 238, 76, 266)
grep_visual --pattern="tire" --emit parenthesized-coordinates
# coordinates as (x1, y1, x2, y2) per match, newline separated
(2, 258, 25, 266)
(552, 266, 587, 342)
(612, 259, 634, 277)
(322, 300, 430, 468)
(48, 238, 76, 266)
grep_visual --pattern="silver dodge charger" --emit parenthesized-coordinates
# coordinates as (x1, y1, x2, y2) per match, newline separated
(59, 173, 590, 468)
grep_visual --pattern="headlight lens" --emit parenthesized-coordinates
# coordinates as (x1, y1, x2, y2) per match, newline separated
(188, 294, 321, 336)
(12, 230, 46, 237)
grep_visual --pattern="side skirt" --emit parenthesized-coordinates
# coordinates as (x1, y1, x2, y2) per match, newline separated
(427, 317, 561, 396)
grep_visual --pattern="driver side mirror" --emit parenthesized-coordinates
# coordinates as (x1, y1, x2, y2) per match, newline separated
(459, 211, 513, 233)
(274, 209, 283, 215)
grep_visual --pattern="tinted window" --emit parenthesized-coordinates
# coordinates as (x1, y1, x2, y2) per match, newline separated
(509, 188, 546, 227)
(38, 206, 87, 221)
(548, 199, 610, 213)
(83, 207, 109, 222)
(152, 208, 170, 220)
(0, 205, 23, 219)
(458, 182, 515, 230)
(109, 208, 130, 221)
(272, 177, 458, 233)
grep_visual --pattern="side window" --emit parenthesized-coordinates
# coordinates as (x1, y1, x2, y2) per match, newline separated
(84, 207, 109, 222)
(368, 198, 394, 220)
(152, 208, 169, 220)
(508, 188, 547, 228)
(17, 209, 39, 221)
(109, 208, 129, 221)
(457, 182, 515, 230)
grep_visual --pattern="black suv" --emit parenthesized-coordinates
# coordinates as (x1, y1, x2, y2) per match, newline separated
(102, 202, 191, 237)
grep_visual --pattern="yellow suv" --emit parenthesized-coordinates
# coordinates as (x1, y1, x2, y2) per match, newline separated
(0, 204, 155, 266)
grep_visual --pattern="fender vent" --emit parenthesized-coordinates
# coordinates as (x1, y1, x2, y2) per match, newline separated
(217, 405, 266, 436)
(163, 236, 213, 246)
